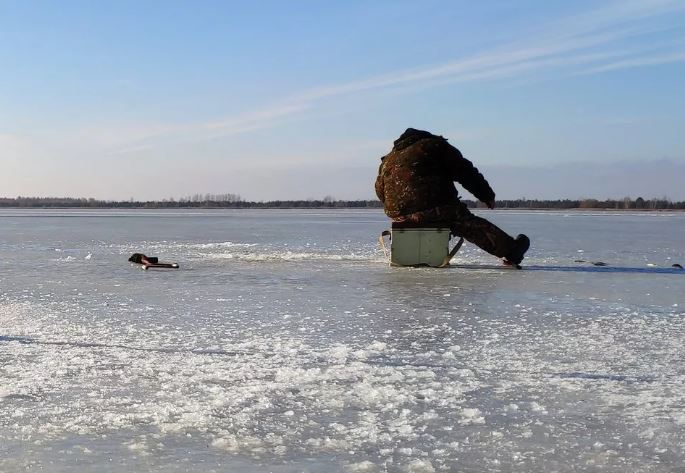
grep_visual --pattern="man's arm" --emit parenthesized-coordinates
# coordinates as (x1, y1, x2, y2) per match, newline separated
(374, 160, 386, 203)
(443, 144, 495, 204)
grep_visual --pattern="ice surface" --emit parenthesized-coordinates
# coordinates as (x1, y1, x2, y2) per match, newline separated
(1, 209, 684, 472)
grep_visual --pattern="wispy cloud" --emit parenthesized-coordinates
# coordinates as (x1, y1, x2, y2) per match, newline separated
(108, 0, 685, 153)
(285, 5, 684, 105)
(288, 27, 662, 103)
(580, 50, 685, 74)
(204, 103, 309, 134)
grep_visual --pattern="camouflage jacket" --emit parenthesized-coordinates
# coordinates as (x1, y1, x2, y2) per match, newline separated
(375, 128, 495, 220)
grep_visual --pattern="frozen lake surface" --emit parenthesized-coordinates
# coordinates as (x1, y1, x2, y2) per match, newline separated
(1, 208, 684, 472)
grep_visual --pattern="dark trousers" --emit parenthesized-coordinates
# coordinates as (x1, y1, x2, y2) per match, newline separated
(449, 204, 515, 258)
(395, 202, 516, 258)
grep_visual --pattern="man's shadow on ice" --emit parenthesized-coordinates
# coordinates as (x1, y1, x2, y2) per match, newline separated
(451, 264, 685, 274)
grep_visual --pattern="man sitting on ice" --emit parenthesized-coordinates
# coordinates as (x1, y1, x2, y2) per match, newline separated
(375, 128, 530, 266)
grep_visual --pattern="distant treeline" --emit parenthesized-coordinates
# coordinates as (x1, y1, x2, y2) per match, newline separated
(482, 197, 685, 210)
(1, 196, 684, 210)
(0, 196, 382, 209)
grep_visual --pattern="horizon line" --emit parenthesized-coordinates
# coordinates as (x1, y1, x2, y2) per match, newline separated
(1, 196, 683, 204)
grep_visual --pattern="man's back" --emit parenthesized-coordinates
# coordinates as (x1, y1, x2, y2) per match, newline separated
(375, 129, 460, 219)
(376, 128, 496, 220)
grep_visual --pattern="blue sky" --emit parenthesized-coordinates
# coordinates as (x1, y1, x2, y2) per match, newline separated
(1, 0, 684, 200)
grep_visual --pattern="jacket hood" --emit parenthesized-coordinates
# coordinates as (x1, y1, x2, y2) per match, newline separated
(393, 128, 438, 151)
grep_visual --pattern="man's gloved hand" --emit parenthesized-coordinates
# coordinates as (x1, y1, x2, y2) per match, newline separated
(486, 199, 496, 209)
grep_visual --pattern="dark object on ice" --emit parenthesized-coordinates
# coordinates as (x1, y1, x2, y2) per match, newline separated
(129, 253, 158, 264)
(575, 259, 608, 266)
(128, 253, 178, 269)
(375, 128, 530, 265)
(673, 263, 683, 269)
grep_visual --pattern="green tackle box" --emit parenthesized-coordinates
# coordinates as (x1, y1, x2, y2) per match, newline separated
(390, 227, 452, 267)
